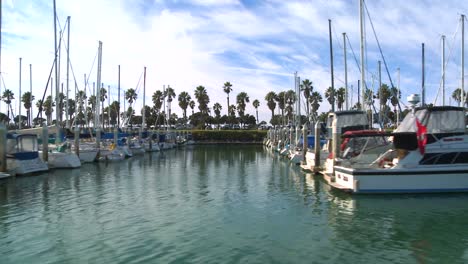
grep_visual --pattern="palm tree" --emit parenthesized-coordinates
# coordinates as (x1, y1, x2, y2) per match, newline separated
(88, 94, 97, 126)
(264, 91, 277, 122)
(21, 91, 34, 127)
(44, 95, 55, 125)
(57, 92, 65, 123)
(178, 91, 191, 120)
(2, 89, 14, 122)
(325, 87, 335, 111)
(152, 90, 164, 113)
(213, 102, 222, 128)
(67, 98, 76, 123)
(164, 86, 176, 118)
(336, 87, 346, 111)
(275, 91, 286, 124)
(285, 90, 296, 123)
(76, 90, 87, 126)
(100, 87, 107, 128)
(108, 101, 120, 127)
(125, 88, 137, 123)
(376, 84, 391, 124)
(228, 104, 236, 116)
(301, 79, 313, 118)
(252, 99, 260, 124)
(390, 87, 400, 111)
(223, 82, 233, 116)
(236, 92, 249, 117)
(309, 91, 323, 120)
(195, 85, 210, 114)
(452, 88, 467, 107)
(35, 99, 43, 123)
(189, 100, 195, 115)
(364, 88, 374, 109)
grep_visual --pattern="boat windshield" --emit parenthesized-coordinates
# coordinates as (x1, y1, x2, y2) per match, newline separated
(16, 135, 38, 153)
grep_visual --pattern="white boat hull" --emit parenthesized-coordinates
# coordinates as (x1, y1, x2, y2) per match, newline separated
(42, 152, 81, 169)
(7, 156, 48, 175)
(333, 165, 468, 193)
(99, 148, 125, 162)
(78, 149, 98, 163)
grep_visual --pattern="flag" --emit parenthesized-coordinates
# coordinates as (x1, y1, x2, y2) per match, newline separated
(415, 119, 427, 155)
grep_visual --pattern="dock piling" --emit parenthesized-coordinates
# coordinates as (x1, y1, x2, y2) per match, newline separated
(42, 124, 48, 162)
(314, 122, 321, 172)
(0, 124, 6, 172)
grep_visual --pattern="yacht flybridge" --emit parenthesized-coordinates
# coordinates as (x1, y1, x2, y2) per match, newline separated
(332, 95, 468, 193)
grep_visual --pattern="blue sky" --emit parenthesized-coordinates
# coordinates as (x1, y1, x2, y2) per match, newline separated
(1, 0, 468, 123)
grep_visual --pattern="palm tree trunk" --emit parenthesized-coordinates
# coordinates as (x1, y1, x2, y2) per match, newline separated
(256, 109, 258, 124)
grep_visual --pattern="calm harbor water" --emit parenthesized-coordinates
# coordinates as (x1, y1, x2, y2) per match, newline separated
(1, 145, 468, 263)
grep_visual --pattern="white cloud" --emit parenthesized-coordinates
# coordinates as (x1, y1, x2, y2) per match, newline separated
(2, 0, 468, 124)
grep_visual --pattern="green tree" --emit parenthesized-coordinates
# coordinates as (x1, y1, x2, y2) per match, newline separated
(100, 87, 107, 128)
(67, 98, 76, 123)
(223, 82, 233, 116)
(252, 99, 260, 124)
(265, 91, 277, 122)
(236, 92, 249, 117)
(300, 79, 313, 118)
(44, 95, 55, 125)
(213, 102, 222, 128)
(178, 91, 191, 120)
(76, 90, 87, 127)
(452, 88, 467, 107)
(164, 86, 176, 118)
(275, 91, 286, 124)
(285, 90, 296, 122)
(336, 87, 346, 111)
(195, 85, 210, 114)
(325, 87, 335, 111)
(152, 90, 164, 113)
(2, 89, 14, 122)
(309, 91, 323, 121)
(189, 100, 195, 115)
(125, 88, 137, 123)
(21, 91, 34, 127)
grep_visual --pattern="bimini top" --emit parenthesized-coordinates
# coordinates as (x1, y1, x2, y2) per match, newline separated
(395, 106, 465, 134)
(328, 110, 368, 129)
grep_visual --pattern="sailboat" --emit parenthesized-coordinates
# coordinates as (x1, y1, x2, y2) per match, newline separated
(42, 1, 81, 169)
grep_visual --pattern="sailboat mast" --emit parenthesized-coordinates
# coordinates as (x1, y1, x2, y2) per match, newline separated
(397, 67, 400, 126)
(422, 43, 425, 106)
(53, 0, 61, 143)
(95, 41, 102, 149)
(142, 67, 146, 130)
(462, 14, 465, 108)
(343, 32, 348, 110)
(118, 65, 120, 128)
(19, 57, 22, 130)
(441, 35, 446, 106)
(328, 19, 335, 112)
(66, 16, 70, 129)
(30, 64, 32, 126)
(359, 0, 366, 110)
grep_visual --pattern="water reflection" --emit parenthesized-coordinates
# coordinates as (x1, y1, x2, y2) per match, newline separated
(0, 146, 467, 263)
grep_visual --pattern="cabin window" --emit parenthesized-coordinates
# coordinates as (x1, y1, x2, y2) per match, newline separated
(434, 152, 457, 164)
(454, 152, 468, 164)
(420, 153, 440, 165)
(420, 152, 463, 165)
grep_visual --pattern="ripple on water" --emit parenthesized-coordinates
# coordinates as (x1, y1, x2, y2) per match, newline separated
(1, 146, 468, 263)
